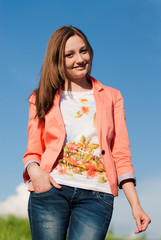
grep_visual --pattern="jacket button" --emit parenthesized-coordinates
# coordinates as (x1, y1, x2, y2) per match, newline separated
(101, 150, 105, 155)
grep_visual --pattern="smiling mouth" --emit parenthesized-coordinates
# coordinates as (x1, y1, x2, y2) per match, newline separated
(73, 64, 86, 69)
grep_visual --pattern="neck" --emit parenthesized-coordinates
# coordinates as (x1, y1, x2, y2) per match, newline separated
(63, 77, 92, 92)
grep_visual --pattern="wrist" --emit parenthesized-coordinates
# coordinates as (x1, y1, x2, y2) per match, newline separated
(27, 162, 39, 175)
(122, 181, 140, 208)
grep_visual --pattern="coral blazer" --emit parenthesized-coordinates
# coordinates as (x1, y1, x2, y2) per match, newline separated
(23, 77, 135, 196)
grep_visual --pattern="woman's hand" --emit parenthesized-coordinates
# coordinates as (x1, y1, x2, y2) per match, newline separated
(27, 162, 61, 193)
(132, 204, 151, 234)
(122, 180, 151, 234)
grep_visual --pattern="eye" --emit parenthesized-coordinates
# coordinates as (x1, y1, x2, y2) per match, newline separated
(64, 53, 73, 58)
(80, 48, 88, 54)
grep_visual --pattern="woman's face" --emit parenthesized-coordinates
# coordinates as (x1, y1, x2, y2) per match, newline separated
(64, 35, 91, 82)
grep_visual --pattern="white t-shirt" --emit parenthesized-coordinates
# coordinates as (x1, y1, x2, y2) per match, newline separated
(50, 90, 112, 194)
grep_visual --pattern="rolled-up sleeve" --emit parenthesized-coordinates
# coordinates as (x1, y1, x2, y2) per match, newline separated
(111, 91, 136, 188)
(23, 94, 45, 183)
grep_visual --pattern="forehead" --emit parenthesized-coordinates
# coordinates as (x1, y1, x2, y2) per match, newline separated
(65, 35, 86, 51)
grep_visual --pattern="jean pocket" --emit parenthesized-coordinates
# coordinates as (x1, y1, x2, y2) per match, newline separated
(31, 185, 54, 197)
(97, 192, 114, 208)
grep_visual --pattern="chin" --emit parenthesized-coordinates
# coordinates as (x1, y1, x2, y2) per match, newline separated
(68, 73, 87, 81)
(73, 74, 87, 80)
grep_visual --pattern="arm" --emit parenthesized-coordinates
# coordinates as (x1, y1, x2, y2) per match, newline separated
(112, 91, 150, 233)
(111, 91, 136, 186)
(23, 94, 45, 182)
(122, 180, 151, 234)
(23, 94, 61, 192)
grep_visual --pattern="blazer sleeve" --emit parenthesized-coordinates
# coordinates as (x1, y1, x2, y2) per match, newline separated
(111, 90, 136, 188)
(23, 94, 45, 183)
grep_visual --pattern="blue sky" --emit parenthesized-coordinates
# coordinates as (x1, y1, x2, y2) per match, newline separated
(0, 0, 161, 238)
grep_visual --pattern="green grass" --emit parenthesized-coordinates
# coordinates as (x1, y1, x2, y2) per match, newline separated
(0, 215, 31, 240)
(0, 215, 159, 240)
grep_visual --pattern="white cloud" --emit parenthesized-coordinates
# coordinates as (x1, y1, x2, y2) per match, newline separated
(0, 183, 29, 218)
(0, 176, 161, 239)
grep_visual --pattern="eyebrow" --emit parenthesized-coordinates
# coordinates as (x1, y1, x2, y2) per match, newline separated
(65, 45, 87, 53)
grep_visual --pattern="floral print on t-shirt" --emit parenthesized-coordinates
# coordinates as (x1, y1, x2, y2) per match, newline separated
(55, 135, 108, 183)
(75, 98, 91, 118)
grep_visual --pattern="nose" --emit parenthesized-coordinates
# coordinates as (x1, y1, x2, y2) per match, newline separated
(75, 53, 84, 64)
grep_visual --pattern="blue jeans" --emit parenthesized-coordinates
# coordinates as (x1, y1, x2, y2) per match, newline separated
(28, 185, 114, 240)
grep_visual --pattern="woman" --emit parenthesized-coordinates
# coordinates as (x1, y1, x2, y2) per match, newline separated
(23, 26, 151, 240)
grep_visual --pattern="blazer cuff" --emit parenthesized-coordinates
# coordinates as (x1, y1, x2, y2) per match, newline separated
(24, 160, 40, 170)
(118, 173, 136, 189)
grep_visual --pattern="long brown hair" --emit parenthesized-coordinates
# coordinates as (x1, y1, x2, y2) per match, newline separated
(34, 26, 93, 120)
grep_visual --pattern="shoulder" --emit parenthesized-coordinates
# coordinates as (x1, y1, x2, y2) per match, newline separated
(91, 76, 122, 101)
(103, 85, 120, 95)
(103, 85, 123, 106)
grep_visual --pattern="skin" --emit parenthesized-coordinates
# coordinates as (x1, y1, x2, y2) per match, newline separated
(63, 35, 92, 92)
(122, 180, 151, 234)
(27, 35, 151, 235)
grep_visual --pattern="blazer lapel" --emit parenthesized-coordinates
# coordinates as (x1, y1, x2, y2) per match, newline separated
(92, 78, 104, 149)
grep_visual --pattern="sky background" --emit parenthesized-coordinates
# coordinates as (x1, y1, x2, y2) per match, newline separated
(0, 0, 161, 239)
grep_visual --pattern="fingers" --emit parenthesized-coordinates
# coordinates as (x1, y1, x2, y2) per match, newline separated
(135, 218, 142, 234)
(135, 217, 151, 234)
(30, 167, 61, 192)
(49, 176, 61, 189)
